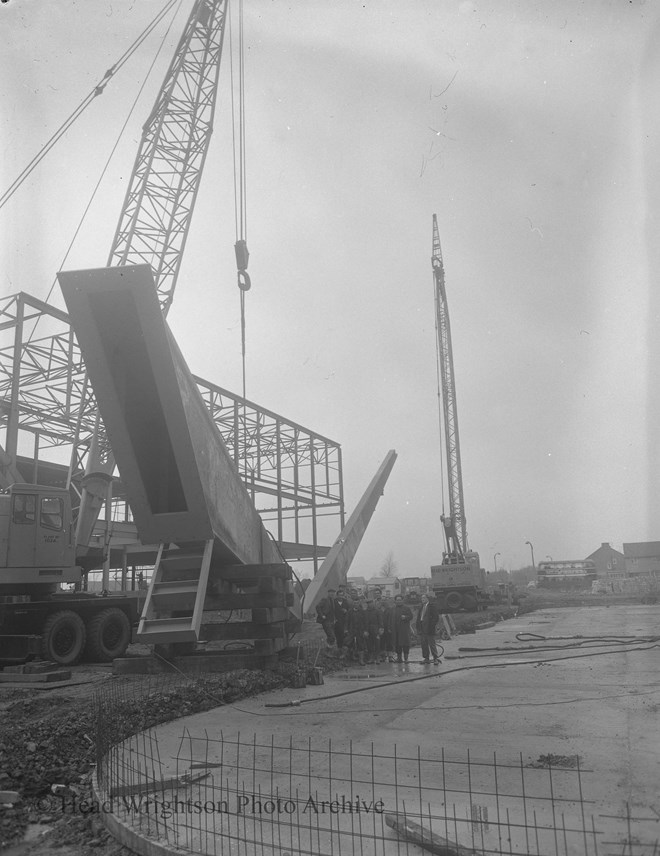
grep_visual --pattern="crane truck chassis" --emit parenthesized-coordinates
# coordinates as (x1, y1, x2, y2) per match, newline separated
(431, 552, 489, 612)
(0, 482, 139, 666)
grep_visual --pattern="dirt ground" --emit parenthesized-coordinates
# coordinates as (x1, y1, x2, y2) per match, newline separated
(0, 590, 647, 856)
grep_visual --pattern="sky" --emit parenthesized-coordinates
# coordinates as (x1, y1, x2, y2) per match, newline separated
(1, 0, 657, 577)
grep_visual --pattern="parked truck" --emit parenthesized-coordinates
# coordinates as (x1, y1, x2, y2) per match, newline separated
(0, 482, 139, 666)
(430, 547, 488, 612)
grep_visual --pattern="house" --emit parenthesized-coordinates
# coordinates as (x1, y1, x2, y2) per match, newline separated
(623, 542, 660, 577)
(585, 542, 626, 579)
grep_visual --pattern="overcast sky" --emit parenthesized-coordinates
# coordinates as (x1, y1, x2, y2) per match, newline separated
(1, 0, 657, 576)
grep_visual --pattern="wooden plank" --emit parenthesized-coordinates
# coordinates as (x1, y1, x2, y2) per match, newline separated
(258, 577, 287, 594)
(112, 651, 281, 675)
(200, 621, 286, 640)
(441, 615, 454, 639)
(252, 607, 290, 624)
(385, 814, 476, 856)
(210, 563, 291, 581)
(0, 670, 72, 683)
(253, 639, 277, 655)
(203, 592, 289, 610)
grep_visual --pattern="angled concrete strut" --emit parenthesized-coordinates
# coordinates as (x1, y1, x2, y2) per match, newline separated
(302, 449, 397, 616)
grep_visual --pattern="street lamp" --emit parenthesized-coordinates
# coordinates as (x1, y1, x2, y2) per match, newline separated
(525, 540, 536, 569)
(493, 552, 501, 573)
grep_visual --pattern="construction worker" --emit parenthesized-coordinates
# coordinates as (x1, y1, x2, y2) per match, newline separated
(347, 598, 366, 662)
(316, 588, 336, 646)
(362, 597, 383, 664)
(333, 585, 351, 650)
(379, 593, 395, 662)
(391, 594, 413, 663)
(416, 593, 441, 664)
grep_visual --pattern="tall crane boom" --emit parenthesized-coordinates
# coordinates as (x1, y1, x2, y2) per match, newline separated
(430, 216, 486, 612)
(432, 214, 467, 559)
(108, 0, 229, 315)
(71, 0, 230, 553)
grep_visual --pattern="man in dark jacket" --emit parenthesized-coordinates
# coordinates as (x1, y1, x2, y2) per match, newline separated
(346, 599, 366, 662)
(391, 594, 413, 662)
(380, 593, 395, 662)
(416, 593, 441, 664)
(333, 585, 351, 650)
(362, 597, 383, 664)
(316, 589, 336, 646)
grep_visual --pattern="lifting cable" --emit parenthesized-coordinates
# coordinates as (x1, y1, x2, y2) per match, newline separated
(230, 0, 250, 401)
(0, 0, 180, 213)
(21, 0, 184, 347)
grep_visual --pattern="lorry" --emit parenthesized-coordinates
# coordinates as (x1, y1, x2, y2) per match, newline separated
(0, 482, 139, 666)
(430, 553, 487, 611)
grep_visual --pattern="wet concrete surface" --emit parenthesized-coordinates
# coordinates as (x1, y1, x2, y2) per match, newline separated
(104, 605, 660, 854)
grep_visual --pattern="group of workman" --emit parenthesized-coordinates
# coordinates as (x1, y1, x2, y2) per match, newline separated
(315, 586, 442, 665)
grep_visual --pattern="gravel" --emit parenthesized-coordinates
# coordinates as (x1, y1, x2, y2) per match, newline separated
(0, 663, 304, 854)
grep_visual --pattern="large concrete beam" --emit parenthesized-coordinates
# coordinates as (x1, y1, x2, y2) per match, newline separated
(58, 264, 279, 567)
(302, 449, 397, 616)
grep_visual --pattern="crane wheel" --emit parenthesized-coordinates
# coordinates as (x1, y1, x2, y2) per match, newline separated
(41, 610, 86, 666)
(445, 591, 463, 611)
(85, 608, 132, 663)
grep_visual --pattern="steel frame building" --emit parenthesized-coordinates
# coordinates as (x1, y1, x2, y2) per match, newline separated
(0, 291, 344, 574)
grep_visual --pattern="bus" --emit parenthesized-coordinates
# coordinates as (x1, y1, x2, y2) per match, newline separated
(537, 560, 597, 590)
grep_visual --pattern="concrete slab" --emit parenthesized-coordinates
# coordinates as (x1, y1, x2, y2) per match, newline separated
(98, 606, 660, 855)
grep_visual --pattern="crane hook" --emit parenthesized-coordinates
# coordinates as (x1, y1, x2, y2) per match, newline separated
(237, 270, 251, 291)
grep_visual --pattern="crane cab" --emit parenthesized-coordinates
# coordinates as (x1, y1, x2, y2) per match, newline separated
(0, 484, 78, 594)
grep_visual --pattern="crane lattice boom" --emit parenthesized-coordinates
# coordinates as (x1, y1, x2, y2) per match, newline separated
(71, 0, 229, 549)
(433, 214, 467, 558)
(108, 0, 229, 315)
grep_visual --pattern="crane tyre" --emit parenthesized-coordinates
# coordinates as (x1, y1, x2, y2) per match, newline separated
(445, 591, 463, 611)
(41, 610, 86, 666)
(85, 608, 131, 663)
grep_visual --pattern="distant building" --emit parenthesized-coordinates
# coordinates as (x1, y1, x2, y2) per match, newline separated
(365, 576, 402, 598)
(623, 542, 660, 577)
(347, 576, 367, 594)
(586, 542, 626, 579)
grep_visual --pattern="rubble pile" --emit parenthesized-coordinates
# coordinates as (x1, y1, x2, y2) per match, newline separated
(0, 666, 298, 851)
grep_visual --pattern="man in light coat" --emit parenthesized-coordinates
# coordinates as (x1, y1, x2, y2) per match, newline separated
(416, 593, 441, 665)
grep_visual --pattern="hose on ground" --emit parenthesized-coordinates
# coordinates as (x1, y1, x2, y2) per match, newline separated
(263, 642, 660, 707)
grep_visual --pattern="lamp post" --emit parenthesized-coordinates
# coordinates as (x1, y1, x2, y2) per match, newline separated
(525, 540, 536, 569)
(493, 552, 501, 573)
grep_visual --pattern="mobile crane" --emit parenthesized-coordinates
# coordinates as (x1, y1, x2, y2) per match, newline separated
(0, 0, 230, 667)
(429, 215, 487, 611)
